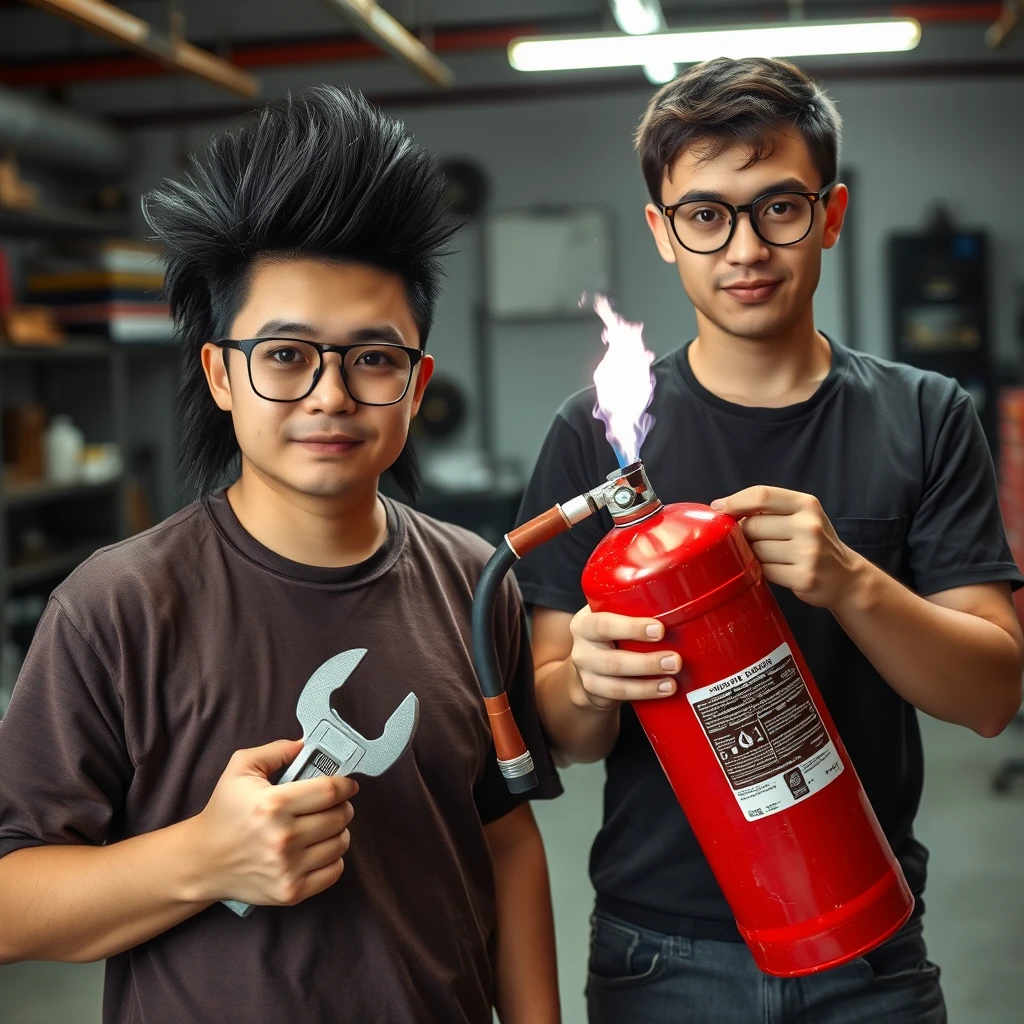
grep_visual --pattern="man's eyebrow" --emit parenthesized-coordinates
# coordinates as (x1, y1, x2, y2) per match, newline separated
(671, 177, 814, 205)
(253, 321, 407, 345)
(348, 325, 407, 346)
(254, 319, 321, 338)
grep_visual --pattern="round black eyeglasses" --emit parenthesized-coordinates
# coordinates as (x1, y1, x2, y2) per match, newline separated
(660, 182, 836, 255)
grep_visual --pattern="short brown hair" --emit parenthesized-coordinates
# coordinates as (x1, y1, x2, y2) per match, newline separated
(635, 57, 841, 203)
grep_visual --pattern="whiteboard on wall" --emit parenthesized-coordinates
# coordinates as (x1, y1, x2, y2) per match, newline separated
(484, 206, 614, 320)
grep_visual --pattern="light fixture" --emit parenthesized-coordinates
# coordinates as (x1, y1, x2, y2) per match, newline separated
(321, 0, 453, 89)
(609, 0, 677, 85)
(610, 0, 664, 37)
(508, 19, 922, 74)
(23, 0, 259, 98)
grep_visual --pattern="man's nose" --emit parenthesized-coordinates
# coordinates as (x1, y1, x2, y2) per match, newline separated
(305, 353, 358, 414)
(724, 212, 770, 264)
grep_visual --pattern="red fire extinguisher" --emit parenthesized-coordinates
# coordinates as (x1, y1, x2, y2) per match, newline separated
(472, 461, 914, 977)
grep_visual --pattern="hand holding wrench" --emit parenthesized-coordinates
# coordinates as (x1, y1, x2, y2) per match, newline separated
(223, 648, 418, 917)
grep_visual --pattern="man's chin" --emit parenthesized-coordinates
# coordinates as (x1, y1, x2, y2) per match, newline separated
(295, 474, 365, 499)
(262, 467, 365, 500)
(708, 308, 798, 341)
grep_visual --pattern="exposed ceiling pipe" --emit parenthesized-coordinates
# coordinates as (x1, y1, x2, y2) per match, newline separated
(22, 0, 259, 98)
(985, 0, 1020, 47)
(320, 0, 453, 88)
(0, 82, 131, 174)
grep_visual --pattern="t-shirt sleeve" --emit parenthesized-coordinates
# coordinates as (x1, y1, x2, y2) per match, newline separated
(0, 596, 133, 859)
(473, 576, 562, 825)
(907, 390, 1024, 595)
(514, 409, 615, 614)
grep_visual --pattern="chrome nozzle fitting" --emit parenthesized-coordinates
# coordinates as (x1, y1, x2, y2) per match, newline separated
(590, 461, 661, 524)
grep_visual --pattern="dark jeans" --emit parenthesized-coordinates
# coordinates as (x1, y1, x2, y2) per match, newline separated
(586, 911, 947, 1024)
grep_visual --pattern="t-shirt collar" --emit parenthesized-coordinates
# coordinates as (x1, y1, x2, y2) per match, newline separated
(204, 489, 407, 589)
(673, 333, 850, 424)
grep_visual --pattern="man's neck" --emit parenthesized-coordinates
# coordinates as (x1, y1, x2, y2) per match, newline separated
(226, 461, 388, 568)
(688, 307, 832, 409)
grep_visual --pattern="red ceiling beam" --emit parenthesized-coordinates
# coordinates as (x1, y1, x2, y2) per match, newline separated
(893, 4, 1002, 20)
(0, 24, 538, 87)
(0, 6, 1007, 89)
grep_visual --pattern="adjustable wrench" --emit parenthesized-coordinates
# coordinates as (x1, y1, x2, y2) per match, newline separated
(223, 648, 419, 917)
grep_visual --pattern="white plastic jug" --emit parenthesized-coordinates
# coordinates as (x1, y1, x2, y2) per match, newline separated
(44, 414, 84, 484)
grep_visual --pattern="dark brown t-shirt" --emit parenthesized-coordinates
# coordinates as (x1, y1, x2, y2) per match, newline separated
(0, 493, 560, 1024)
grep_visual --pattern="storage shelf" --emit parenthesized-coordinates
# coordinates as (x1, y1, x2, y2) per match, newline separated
(0, 205, 128, 238)
(0, 339, 114, 360)
(0, 340, 178, 360)
(1, 478, 121, 510)
(7, 541, 113, 588)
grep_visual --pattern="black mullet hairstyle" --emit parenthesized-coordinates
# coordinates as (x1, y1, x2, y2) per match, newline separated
(143, 84, 458, 503)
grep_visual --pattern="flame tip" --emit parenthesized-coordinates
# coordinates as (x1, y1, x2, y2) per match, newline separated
(589, 293, 656, 466)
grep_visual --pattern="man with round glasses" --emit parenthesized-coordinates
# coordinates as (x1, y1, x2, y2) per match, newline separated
(0, 86, 562, 1024)
(660, 180, 834, 255)
(516, 56, 1022, 1024)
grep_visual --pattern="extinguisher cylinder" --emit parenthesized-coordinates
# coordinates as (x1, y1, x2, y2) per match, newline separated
(582, 502, 914, 977)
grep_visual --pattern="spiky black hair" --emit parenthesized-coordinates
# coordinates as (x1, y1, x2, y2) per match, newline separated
(143, 84, 457, 502)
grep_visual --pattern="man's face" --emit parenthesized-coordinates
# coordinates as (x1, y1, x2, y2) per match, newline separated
(201, 258, 433, 499)
(645, 131, 847, 341)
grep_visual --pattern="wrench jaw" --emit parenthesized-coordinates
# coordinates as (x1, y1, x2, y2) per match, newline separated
(351, 692, 420, 776)
(295, 648, 368, 736)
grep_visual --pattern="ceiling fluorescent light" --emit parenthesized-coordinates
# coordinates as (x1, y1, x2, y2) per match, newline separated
(610, 0, 664, 37)
(609, 0, 678, 85)
(509, 19, 922, 73)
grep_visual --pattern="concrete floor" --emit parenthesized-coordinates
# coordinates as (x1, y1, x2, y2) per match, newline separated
(1, 713, 1022, 1023)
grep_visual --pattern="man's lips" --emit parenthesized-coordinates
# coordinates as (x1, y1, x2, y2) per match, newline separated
(722, 280, 781, 304)
(294, 434, 367, 453)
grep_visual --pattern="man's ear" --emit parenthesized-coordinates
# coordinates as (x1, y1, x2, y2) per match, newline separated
(409, 354, 434, 418)
(821, 183, 849, 251)
(645, 204, 678, 264)
(201, 343, 233, 412)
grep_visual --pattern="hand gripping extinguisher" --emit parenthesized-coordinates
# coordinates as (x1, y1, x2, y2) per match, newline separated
(471, 461, 914, 977)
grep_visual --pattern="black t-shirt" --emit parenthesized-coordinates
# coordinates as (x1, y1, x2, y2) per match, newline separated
(515, 337, 1022, 940)
(0, 494, 561, 1023)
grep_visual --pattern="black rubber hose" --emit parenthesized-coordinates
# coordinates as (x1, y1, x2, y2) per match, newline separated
(472, 540, 519, 699)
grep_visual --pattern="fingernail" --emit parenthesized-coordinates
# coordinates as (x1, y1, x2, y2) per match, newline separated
(658, 680, 675, 693)
(710, 499, 725, 510)
(661, 656, 679, 671)
(646, 624, 663, 639)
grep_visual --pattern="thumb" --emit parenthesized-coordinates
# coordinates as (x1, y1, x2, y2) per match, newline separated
(232, 738, 304, 780)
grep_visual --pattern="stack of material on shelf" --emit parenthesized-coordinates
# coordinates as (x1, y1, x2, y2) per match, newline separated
(0, 245, 64, 346)
(25, 240, 171, 343)
(0, 155, 39, 211)
(998, 388, 1024, 623)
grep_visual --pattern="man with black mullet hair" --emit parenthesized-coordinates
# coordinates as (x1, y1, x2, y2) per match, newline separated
(0, 85, 561, 1024)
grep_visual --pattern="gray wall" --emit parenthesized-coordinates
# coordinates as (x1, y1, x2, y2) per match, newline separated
(59, 31, 1024, 478)
(398, 76, 1024, 472)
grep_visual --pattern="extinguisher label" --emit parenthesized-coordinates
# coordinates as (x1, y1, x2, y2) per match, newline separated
(686, 642, 844, 821)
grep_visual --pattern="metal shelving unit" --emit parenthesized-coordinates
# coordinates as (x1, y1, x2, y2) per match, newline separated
(0, 341, 180, 631)
(0, 206, 130, 239)
(0, 331, 179, 719)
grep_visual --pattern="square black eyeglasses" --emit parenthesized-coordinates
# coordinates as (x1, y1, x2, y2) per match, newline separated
(214, 337, 424, 406)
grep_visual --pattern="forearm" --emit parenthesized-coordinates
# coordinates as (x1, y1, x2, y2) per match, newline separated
(0, 817, 213, 964)
(489, 810, 560, 1024)
(535, 657, 620, 764)
(834, 558, 1023, 736)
